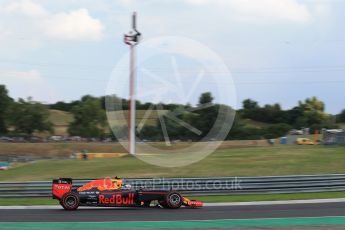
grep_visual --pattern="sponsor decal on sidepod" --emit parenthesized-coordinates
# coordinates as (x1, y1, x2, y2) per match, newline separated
(99, 193, 134, 205)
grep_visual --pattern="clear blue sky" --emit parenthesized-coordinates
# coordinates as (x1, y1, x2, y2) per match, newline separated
(0, 0, 344, 114)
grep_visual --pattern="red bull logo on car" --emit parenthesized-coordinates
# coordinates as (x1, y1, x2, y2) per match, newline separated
(99, 193, 134, 205)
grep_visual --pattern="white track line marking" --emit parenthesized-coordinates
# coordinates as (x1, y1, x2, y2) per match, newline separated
(204, 198, 345, 206)
(1, 198, 345, 209)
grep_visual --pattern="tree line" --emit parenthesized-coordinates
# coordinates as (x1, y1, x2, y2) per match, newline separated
(1, 84, 344, 140)
(0, 85, 52, 136)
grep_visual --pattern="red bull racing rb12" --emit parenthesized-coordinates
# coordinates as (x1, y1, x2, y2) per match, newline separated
(52, 178, 203, 210)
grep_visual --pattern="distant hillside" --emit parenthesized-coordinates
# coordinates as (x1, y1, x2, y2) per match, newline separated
(49, 110, 74, 135)
(48, 110, 168, 135)
(47, 109, 291, 137)
(242, 118, 271, 129)
(107, 110, 167, 127)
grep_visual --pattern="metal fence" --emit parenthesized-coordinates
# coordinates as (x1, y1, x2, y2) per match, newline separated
(2, 174, 345, 198)
(336, 132, 345, 145)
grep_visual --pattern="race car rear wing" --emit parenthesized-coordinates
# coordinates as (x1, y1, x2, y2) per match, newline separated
(53, 178, 72, 185)
(52, 178, 73, 199)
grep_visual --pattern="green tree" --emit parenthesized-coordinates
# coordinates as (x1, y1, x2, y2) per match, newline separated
(0, 85, 12, 134)
(8, 98, 52, 135)
(337, 109, 345, 123)
(68, 97, 106, 138)
(241, 99, 260, 120)
(154, 106, 195, 141)
(192, 92, 218, 140)
(138, 125, 161, 141)
(298, 97, 327, 126)
(284, 106, 304, 127)
(226, 115, 263, 140)
(241, 99, 285, 124)
(263, 123, 292, 139)
(243, 99, 259, 110)
(50, 100, 80, 112)
(259, 104, 284, 123)
(198, 92, 214, 105)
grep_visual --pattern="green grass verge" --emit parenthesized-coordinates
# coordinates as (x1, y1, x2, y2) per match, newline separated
(191, 191, 345, 202)
(0, 198, 58, 206)
(0, 142, 126, 156)
(1, 192, 345, 206)
(1, 145, 345, 181)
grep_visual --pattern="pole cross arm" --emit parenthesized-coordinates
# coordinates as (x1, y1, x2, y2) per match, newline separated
(124, 12, 141, 46)
(124, 33, 141, 45)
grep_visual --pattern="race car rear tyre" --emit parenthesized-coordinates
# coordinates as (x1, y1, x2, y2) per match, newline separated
(165, 191, 183, 209)
(61, 192, 79, 210)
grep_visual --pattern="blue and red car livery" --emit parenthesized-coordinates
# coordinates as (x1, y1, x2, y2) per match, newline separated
(52, 178, 203, 210)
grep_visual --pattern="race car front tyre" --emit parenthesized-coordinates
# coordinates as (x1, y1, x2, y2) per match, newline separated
(61, 192, 79, 210)
(165, 191, 183, 209)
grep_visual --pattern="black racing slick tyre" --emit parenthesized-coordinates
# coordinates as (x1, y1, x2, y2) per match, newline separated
(165, 191, 183, 209)
(61, 192, 79, 210)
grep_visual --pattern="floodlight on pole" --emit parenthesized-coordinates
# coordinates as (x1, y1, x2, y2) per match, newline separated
(124, 12, 141, 155)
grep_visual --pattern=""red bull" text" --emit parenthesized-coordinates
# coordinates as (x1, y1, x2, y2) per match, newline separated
(99, 193, 134, 205)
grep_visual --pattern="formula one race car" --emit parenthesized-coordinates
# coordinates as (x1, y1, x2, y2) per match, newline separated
(52, 178, 203, 210)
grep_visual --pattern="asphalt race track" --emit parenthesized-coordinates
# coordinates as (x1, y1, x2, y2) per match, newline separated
(1, 202, 345, 222)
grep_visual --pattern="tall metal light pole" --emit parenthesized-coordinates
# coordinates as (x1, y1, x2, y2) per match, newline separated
(124, 12, 141, 155)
